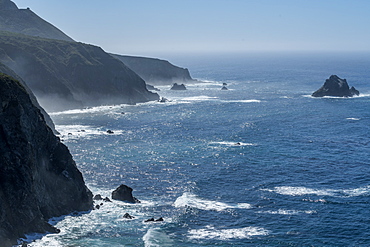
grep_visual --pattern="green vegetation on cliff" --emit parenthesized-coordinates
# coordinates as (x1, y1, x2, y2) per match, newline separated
(0, 31, 159, 111)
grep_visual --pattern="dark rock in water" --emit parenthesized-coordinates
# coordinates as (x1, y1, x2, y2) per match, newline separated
(155, 217, 164, 222)
(107, 130, 114, 134)
(221, 86, 228, 90)
(144, 218, 155, 222)
(0, 73, 93, 246)
(112, 184, 141, 203)
(103, 197, 112, 202)
(93, 194, 103, 200)
(312, 75, 360, 97)
(123, 213, 135, 219)
(171, 83, 187, 90)
(95, 205, 100, 210)
(158, 97, 168, 103)
(223, 83, 228, 86)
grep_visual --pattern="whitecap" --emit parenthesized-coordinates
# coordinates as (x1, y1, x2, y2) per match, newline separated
(143, 228, 174, 247)
(222, 99, 261, 103)
(263, 186, 336, 196)
(256, 209, 317, 215)
(209, 141, 256, 147)
(264, 185, 370, 197)
(180, 95, 219, 101)
(173, 192, 252, 211)
(188, 225, 269, 240)
(346, 117, 360, 121)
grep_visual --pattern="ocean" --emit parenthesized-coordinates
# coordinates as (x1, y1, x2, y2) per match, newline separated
(23, 52, 370, 246)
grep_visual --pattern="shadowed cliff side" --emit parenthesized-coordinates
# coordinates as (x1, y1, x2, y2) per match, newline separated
(0, 73, 93, 246)
(112, 54, 197, 86)
(0, 31, 159, 112)
(0, 0, 74, 42)
(0, 62, 57, 133)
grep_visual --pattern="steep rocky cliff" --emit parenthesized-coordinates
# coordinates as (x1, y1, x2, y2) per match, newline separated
(0, 32, 159, 112)
(112, 54, 196, 85)
(0, 62, 57, 133)
(0, 73, 93, 246)
(0, 0, 74, 42)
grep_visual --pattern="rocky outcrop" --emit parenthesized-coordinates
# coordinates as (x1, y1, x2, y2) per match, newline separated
(0, 62, 57, 134)
(0, 73, 93, 246)
(171, 83, 187, 90)
(112, 184, 140, 203)
(0, 0, 74, 41)
(312, 75, 360, 97)
(112, 54, 197, 86)
(0, 31, 159, 112)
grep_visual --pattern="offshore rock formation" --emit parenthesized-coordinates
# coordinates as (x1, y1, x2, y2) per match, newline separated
(112, 184, 141, 203)
(0, 31, 159, 112)
(312, 75, 360, 97)
(171, 83, 187, 90)
(112, 54, 197, 86)
(0, 73, 93, 246)
(0, 0, 74, 41)
(0, 62, 57, 134)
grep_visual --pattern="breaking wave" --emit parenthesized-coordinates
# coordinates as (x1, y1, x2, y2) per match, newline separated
(188, 225, 269, 240)
(174, 193, 252, 211)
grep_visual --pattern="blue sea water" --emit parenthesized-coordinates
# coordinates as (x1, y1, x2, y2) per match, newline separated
(24, 52, 370, 246)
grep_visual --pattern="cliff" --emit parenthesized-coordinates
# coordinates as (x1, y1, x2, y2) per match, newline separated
(0, 31, 159, 112)
(0, 73, 93, 246)
(0, 0, 74, 42)
(0, 62, 57, 133)
(312, 75, 360, 97)
(112, 54, 196, 86)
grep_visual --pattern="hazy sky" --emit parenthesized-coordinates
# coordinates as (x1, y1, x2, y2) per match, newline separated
(12, 0, 370, 56)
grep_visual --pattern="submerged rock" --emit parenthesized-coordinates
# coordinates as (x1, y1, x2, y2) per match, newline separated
(0, 73, 93, 246)
(312, 75, 360, 97)
(221, 86, 228, 90)
(170, 83, 187, 90)
(112, 184, 141, 203)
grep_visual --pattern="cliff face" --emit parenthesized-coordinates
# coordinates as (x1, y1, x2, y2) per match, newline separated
(0, 73, 93, 246)
(0, 62, 57, 133)
(112, 54, 196, 86)
(0, 32, 159, 112)
(0, 0, 74, 42)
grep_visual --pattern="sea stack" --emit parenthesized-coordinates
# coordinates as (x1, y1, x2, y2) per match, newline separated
(112, 184, 141, 203)
(312, 75, 360, 97)
(171, 83, 187, 90)
(0, 73, 93, 246)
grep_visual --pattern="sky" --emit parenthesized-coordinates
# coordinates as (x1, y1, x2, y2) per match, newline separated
(11, 0, 370, 57)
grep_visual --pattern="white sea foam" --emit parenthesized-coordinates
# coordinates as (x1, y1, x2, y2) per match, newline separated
(56, 124, 123, 140)
(174, 193, 252, 211)
(181, 95, 219, 101)
(222, 99, 261, 103)
(209, 141, 256, 147)
(143, 228, 174, 247)
(264, 185, 370, 197)
(50, 104, 129, 116)
(256, 209, 316, 215)
(346, 117, 360, 121)
(188, 225, 269, 240)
